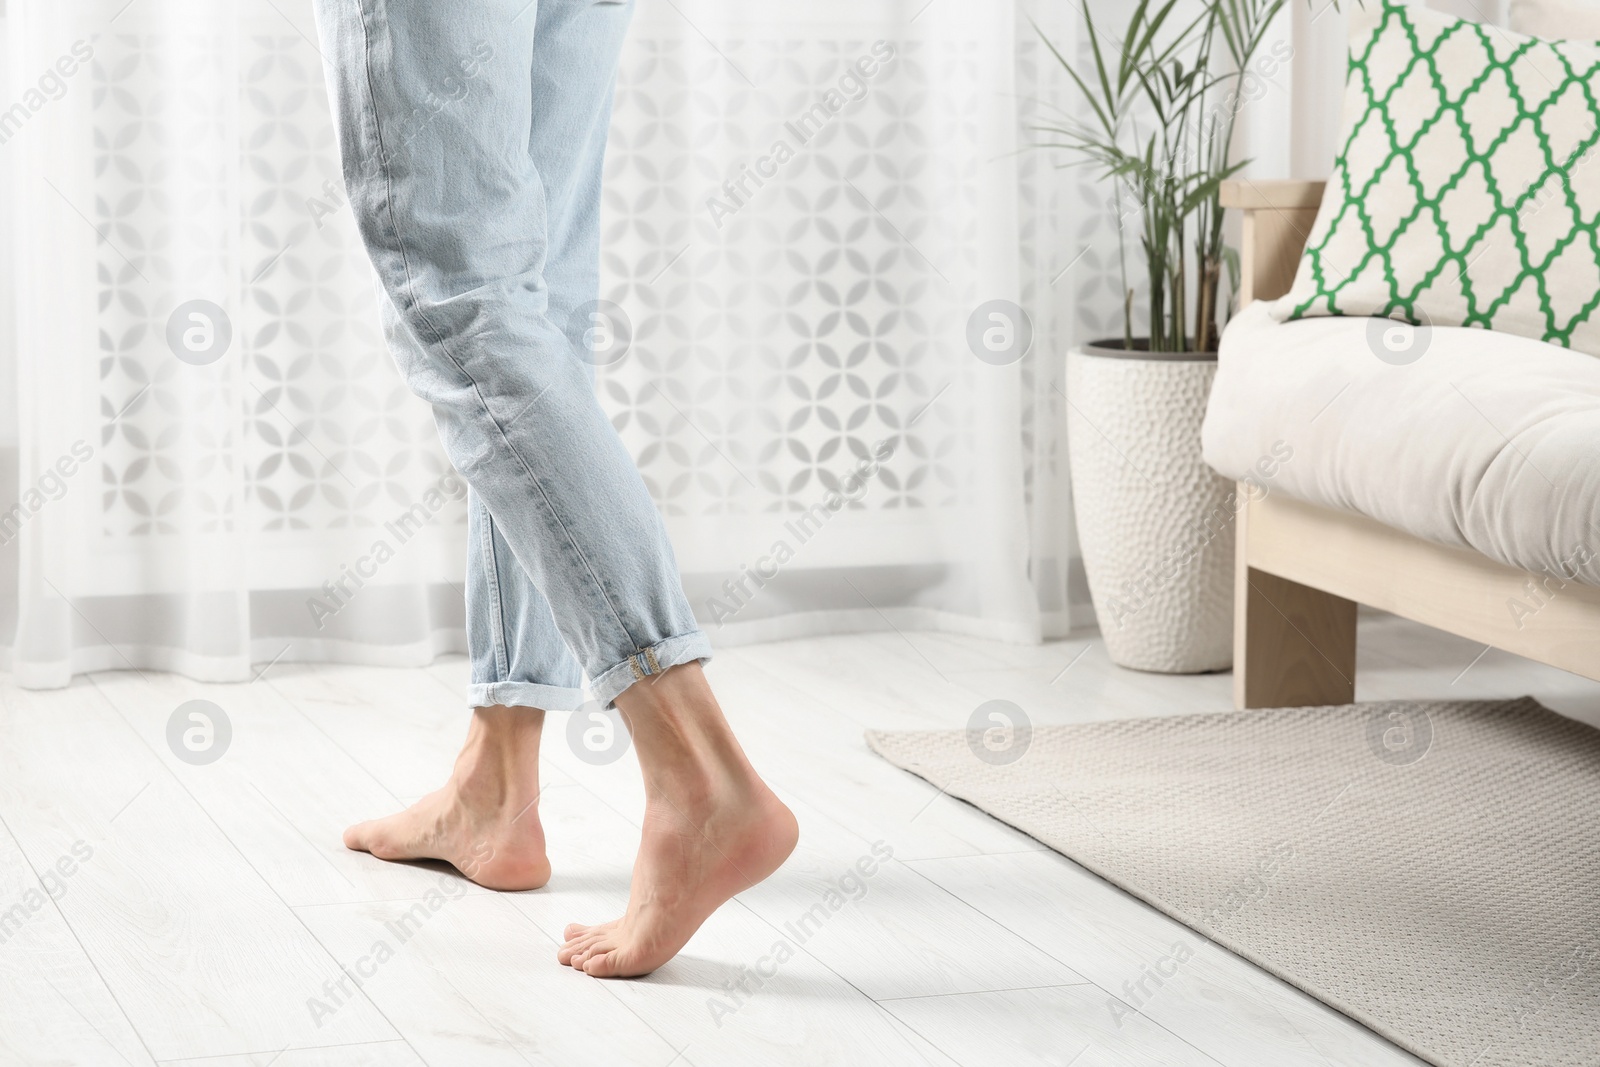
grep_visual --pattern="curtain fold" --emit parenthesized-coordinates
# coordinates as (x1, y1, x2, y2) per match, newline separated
(2, 0, 1091, 690)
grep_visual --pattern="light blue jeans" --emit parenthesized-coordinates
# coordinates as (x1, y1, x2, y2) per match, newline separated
(313, 0, 710, 708)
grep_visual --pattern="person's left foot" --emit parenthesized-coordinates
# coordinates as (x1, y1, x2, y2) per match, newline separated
(343, 705, 550, 891)
(556, 781, 797, 976)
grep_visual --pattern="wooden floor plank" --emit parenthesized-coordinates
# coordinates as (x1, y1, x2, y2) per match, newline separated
(258, 662, 481, 801)
(9, 613, 1593, 1066)
(518, 883, 959, 1067)
(93, 671, 511, 909)
(0, 811, 156, 1067)
(156, 1040, 425, 1066)
(0, 679, 398, 1061)
(515, 771, 1084, 1003)
(706, 655, 1050, 862)
(735, 792, 1087, 1000)
(880, 984, 1223, 1067)
(296, 893, 675, 1066)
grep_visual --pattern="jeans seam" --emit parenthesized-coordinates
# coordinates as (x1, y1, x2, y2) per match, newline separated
(479, 501, 511, 680)
(352, 0, 643, 663)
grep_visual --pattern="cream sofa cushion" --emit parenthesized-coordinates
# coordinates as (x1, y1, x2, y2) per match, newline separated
(1204, 301, 1600, 587)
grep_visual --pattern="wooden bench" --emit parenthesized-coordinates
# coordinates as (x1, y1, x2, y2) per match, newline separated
(1223, 179, 1600, 708)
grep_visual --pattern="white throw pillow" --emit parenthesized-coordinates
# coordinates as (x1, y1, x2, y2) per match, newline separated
(1271, 1, 1600, 357)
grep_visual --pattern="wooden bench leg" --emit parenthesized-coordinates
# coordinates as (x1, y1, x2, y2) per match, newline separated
(1234, 566, 1358, 709)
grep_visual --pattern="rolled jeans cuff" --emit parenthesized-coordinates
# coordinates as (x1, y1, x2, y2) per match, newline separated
(589, 631, 715, 708)
(468, 680, 587, 712)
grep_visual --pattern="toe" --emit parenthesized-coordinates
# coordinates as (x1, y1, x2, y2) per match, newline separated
(561, 919, 617, 944)
(343, 815, 425, 863)
(570, 932, 608, 958)
(570, 934, 617, 970)
(558, 931, 605, 965)
(343, 821, 375, 853)
(582, 950, 624, 977)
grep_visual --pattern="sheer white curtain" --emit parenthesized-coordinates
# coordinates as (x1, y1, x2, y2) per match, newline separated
(0, 0, 1094, 690)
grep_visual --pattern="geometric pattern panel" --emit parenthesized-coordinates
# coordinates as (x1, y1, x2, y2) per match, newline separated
(85, 10, 1095, 586)
(92, 30, 452, 540)
(597, 36, 975, 519)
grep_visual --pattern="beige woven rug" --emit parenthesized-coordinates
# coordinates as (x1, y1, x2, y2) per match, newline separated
(866, 697, 1600, 1067)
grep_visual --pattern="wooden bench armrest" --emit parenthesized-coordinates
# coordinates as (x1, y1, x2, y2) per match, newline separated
(1219, 179, 1326, 211)
(1220, 180, 1327, 306)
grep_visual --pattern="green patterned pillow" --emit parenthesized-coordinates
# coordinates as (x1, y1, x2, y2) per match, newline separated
(1272, 2, 1600, 356)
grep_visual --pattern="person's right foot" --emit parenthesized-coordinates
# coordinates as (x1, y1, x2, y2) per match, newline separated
(343, 705, 550, 891)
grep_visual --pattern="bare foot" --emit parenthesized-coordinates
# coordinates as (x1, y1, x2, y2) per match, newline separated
(557, 783, 797, 976)
(558, 664, 799, 977)
(343, 705, 551, 891)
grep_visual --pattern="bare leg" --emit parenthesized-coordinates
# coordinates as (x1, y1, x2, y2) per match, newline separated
(343, 705, 551, 891)
(557, 664, 798, 977)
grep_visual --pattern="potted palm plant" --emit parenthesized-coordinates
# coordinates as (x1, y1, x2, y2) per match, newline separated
(1037, 0, 1294, 672)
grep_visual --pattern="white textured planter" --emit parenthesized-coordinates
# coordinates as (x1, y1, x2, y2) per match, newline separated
(1065, 344, 1234, 673)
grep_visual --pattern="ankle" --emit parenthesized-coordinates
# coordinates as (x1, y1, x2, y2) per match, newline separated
(633, 732, 769, 822)
(620, 689, 761, 799)
(449, 705, 544, 808)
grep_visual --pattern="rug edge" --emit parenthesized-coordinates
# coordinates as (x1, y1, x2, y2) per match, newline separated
(859, 701, 1573, 1067)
